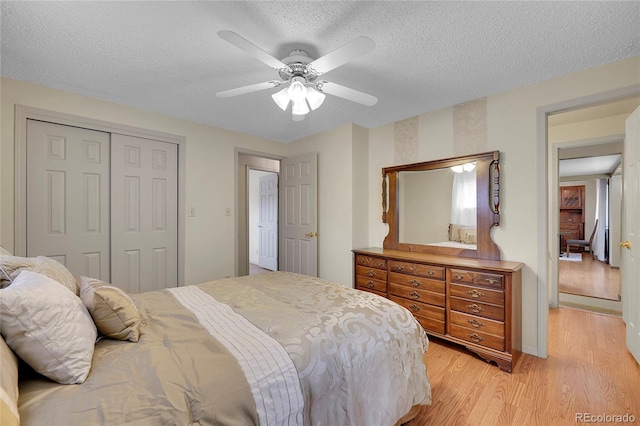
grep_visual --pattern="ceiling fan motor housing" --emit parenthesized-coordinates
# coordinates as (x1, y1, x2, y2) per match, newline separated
(279, 50, 318, 84)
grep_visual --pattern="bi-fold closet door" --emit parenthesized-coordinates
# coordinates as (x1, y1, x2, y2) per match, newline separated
(26, 119, 177, 293)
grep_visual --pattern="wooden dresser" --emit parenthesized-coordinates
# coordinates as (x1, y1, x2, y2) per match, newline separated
(353, 247, 524, 372)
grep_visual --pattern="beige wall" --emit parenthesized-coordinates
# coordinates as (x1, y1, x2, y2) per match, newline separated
(549, 114, 628, 144)
(0, 77, 287, 286)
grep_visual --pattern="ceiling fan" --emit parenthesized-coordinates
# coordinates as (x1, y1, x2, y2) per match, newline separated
(216, 30, 378, 121)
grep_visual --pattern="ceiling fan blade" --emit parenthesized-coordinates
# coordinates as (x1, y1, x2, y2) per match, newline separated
(216, 81, 281, 98)
(218, 30, 288, 71)
(319, 81, 378, 106)
(308, 36, 375, 75)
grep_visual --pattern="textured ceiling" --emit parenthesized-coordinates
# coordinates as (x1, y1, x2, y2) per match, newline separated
(2, 1, 639, 143)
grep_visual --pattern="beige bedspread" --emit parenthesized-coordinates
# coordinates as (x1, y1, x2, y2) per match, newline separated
(18, 272, 431, 425)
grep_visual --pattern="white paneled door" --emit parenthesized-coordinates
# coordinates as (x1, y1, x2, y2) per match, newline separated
(280, 153, 318, 277)
(26, 121, 178, 292)
(111, 134, 178, 293)
(258, 172, 278, 271)
(623, 106, 640, 364)
(26, 120, 111, 280)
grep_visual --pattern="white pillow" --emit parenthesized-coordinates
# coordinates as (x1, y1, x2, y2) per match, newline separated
(0, 270, 97, 384)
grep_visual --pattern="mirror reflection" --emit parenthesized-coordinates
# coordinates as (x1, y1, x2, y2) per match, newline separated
(398, 162, 477, 248)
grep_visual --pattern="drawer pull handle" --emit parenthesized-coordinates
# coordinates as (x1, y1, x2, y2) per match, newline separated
(467, 319, 484, 328)
(454, 274, 464, 280)
(408, 304, 420, 313)
(358, 259, 366, 264)
(409, 291, 420, 299)
(466, 303, 484, 313)
(395, 265, 404, 271)
(367, 281, 376, 288)
(466, 289, 484, 298)
(367, 270, 376, 277)
(408, 279, 421, 287)
(376, 261, 384, 267)
(468, 333, 484, 343)
(485, 278, 498, 285)
(426, 270, 435, 275)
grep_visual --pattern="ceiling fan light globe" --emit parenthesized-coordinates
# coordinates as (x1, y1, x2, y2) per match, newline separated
(271, 87, 290, 111)
(292, 113, 305, 122)
(306, 87, 326, 110)
(291, 98, 310, 115)
(288, 79, 307, 104)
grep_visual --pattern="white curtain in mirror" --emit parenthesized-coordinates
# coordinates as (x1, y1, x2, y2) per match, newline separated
(451, 171, 476, 226)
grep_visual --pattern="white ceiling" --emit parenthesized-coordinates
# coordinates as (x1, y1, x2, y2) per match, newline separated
(559, 154, 622, 179)
(2, 1, 639, 143)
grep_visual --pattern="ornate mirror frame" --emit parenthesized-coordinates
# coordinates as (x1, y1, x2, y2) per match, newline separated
(382, 151, 501, 261)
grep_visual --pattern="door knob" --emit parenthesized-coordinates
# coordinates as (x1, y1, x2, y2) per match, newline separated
(620, 240, 632, 249)
(305, 231, 318, 238)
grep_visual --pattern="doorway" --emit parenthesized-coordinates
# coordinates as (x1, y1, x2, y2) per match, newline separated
(548, 96, 639, 314)
(248, 169, 278, 275)
(236, 152, 280, 277)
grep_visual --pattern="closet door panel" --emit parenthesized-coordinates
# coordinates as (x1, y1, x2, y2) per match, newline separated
(26, 120, 111, 281)
(111, 134, 178, 293)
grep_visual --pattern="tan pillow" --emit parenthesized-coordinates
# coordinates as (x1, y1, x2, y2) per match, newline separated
(0, 335, 20, 426)
(459, 227, 477, 244)
(79, 276, 142, 342)
(448, 224, 463, 242)
(0, 255, 78, 294)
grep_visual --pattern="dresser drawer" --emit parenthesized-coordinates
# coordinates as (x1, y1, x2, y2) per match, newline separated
(450, 297, 504, 321)
(355, 276, 387, 294)
(355, 255, 387, 270)
(450, 323, 505, 351)
(450, 310, 504, 337)
(390, 296, 445, 334)
(450, 268, 504, 289)
(389, 272, 445, 294)
(390, 283, 445, 307)
(356, 265, 388, 282)
(450, 283, 504, 306)
(388, 261, 445, 280)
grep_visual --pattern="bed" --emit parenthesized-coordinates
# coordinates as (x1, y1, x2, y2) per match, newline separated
(0, 256, 431, 426)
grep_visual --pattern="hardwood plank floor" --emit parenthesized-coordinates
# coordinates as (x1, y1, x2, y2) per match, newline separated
(405, 307, 640, 426)
(559, 253, 620, 301)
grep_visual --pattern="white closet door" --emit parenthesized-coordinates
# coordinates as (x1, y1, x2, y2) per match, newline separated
(26, 120, 111, 280)
(110, 134, 178, 293)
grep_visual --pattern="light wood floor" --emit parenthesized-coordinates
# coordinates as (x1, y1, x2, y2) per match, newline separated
(559, 253, 620, 300)
(249, 263, 271, 275)
(406, 307, 640, 426)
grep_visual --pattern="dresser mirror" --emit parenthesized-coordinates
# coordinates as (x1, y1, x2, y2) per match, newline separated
(382, 151, 501, 260)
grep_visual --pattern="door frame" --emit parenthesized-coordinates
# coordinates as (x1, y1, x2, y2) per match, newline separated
(536, 84, 640, 358)
(14, 105, 186, 285)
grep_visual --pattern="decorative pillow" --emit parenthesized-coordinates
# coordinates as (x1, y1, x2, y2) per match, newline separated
(0, 255, 78, 294)
(79, 276, 142, 342)
(448, 224, 463, 242)
(0, 270, 97, 384)
(459, 227, 477, 245)
(0, 335, 20, 426)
